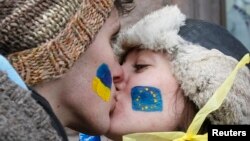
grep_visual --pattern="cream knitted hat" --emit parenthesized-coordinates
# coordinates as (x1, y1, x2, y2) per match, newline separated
(0, 0, 114, 86)
(114, 5, 250, 124)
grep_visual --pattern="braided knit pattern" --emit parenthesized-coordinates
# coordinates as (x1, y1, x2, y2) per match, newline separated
(7, 0, 114, 86)
(0, 0, 82, 53)
(0, 71, 61, 141)
(0, 0, 20, 22)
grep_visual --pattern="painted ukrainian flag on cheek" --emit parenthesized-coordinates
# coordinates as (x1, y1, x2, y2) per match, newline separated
(92, 63, 112, 102)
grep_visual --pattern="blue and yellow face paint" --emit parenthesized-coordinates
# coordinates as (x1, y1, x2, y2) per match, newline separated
(131, 86, 163, 112)
(92, 63, 112, 102)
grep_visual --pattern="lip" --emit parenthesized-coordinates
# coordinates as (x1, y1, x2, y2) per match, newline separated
(111, 101, 116, 111)
(110, 99, 116, 116)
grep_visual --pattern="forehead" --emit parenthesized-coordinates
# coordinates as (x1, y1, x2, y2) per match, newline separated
(108, 7, 119, 21)
(120, 0, 165, 31)
(122, 49, 165, 63)
(98, 7, 120, 37)
(121, 48, 143, 63)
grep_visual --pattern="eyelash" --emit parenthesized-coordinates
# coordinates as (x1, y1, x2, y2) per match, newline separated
(111, 30, 119, 42)
(111, 34, 118, 42)
(133, 64, 149, 72)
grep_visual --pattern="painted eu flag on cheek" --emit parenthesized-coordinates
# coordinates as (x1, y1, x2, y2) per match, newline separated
(131, 86, 163, 112)
(92, 63, 112, 102)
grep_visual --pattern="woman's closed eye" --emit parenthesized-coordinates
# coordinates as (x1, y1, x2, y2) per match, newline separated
(133, 64, 150, 73)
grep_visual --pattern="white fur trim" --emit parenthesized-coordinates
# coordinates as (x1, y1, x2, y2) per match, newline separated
(115, 5, 186, 55)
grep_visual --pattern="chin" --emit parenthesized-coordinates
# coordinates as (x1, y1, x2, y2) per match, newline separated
(106, 122, 132, 141)
(86, 119, 110, 135)
(84, 126, 109, 135)
(96, 122, 110, 135)
(106, 121, 124, 141)
(105, 132, 123, 141)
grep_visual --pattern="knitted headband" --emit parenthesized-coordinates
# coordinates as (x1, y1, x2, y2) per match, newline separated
(0, 0, 114, 86)
(114, 6, 250, 124)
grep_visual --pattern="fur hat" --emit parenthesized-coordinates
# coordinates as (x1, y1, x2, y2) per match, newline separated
(114, 5, 250, 124)
(0, 0, 114, 86)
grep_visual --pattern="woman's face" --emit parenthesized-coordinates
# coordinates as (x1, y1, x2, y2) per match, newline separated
(107, 49, 187, 140)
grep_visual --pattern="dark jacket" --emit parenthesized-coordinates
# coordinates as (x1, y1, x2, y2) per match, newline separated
(0, 69, 68, 141)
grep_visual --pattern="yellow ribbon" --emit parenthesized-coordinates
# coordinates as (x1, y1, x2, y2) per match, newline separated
(123, 53, 250, 141)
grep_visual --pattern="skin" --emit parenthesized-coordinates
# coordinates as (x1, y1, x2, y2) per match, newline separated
(120, 0, 166, 31)
(34, 8, 124, 135)
(107, 49, 195, 141)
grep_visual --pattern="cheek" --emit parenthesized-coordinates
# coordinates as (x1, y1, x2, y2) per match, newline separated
(92, 63, 112, 102)
(128, 75, 157, 87)
(131, 86, 163, 112)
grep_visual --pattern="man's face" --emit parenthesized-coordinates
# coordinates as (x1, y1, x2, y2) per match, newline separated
(60, 8, 123, 134)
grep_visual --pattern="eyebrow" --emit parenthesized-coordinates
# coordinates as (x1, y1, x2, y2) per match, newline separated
(137, 50, 157, 63)
(121, 47, 140, 64)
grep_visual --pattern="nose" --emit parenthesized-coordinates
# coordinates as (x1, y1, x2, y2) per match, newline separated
(112, 62, 124, 90)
